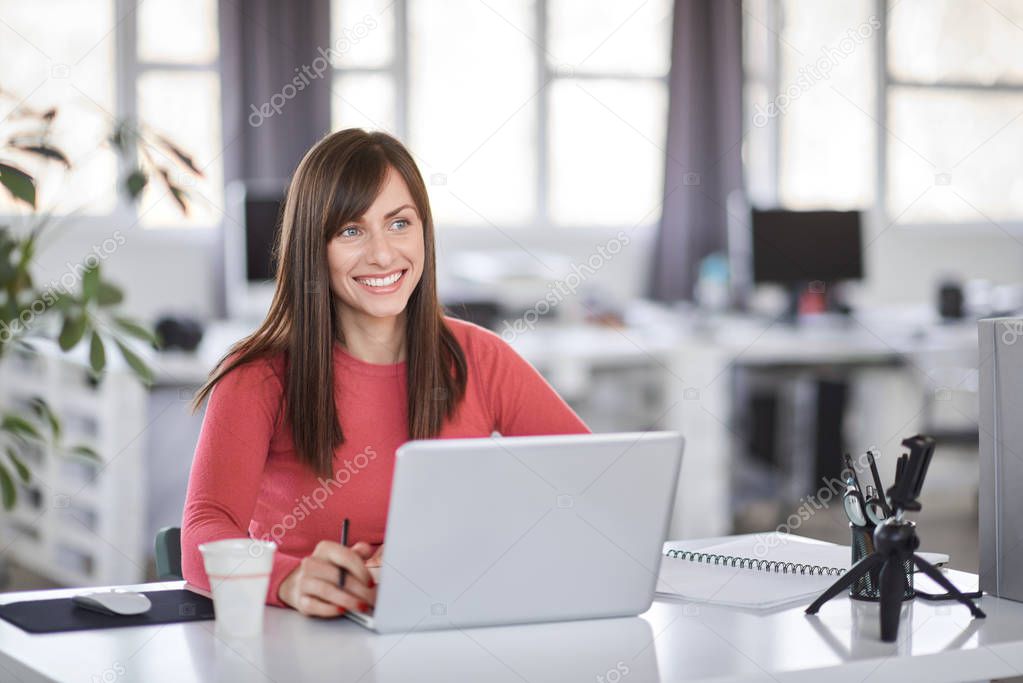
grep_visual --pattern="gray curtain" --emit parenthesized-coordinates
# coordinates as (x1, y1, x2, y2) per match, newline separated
(218, 0, 332, 183)
(648, 0, 744, 302)
(213, 0, 332, 316)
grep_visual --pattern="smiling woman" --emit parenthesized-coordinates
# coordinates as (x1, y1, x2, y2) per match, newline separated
(180, 128, 590, 618)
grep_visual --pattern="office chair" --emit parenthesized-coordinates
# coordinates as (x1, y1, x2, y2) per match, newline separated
(154, 526, 183, 581)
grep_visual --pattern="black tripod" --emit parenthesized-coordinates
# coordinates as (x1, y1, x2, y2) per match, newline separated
(806, 435, 985, 642)
(805, 518, 985, 641)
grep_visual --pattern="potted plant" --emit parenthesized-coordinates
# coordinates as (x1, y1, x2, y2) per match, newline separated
(0, 84, 203, 511)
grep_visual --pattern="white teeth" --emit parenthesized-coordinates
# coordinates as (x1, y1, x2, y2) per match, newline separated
(356, 270, 403, 287)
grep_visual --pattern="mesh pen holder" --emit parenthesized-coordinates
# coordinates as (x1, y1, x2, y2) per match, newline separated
(848, 524, 915, 601)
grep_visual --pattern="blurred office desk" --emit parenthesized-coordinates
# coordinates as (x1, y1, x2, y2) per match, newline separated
(0, 569, 1019, 682)
(141, 312, 979, 545)
(657, 310, 978, 538)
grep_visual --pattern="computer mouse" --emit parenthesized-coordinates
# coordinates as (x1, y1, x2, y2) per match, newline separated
(71, 589, 152, 616)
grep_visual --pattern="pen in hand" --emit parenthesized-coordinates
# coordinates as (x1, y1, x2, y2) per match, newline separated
(339, 518, 349, 589)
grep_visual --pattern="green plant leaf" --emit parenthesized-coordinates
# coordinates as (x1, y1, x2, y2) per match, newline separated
(89, 330, 106, 374)
(115, 339, 153, 385)
(81, 263, 100, 302)
(113, 316, 160, 346)
(0, 246, 15, 287)
(13, 144, 70, 168)
(96, 281, 123, 306)
(156, 135, 205, 178)
(109, 121, 134, 151)
(58, 314, 87, 350)
(1, 414, 42, 441)
(157, 167, 190, 215)
(5, 446, 31, 483)
(0, 163, 36, 208)
(70, 444, 100, 461)
(0, 462, 15, 510)
(125, 169, 147, 199)
(27, 396, 60, 440)
(168, 184, 189, 214)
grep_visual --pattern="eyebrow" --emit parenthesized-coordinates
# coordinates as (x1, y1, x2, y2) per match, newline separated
(384, 204, 416, 219)
(346, 204, 417, 227)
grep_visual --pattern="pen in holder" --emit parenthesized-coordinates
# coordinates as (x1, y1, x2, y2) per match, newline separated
(812, 438, 984, 643)
(848, 525, 914, 601)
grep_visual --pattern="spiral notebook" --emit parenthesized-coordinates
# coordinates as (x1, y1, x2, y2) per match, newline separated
(656, 533, 949, 610)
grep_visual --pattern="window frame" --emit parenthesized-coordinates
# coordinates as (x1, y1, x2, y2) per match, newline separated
(745, 0, 1023, 232)
(0, 0, 223, 243)
(330, 0, 672, 233)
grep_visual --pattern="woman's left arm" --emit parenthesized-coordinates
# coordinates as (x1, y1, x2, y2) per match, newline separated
(481, 332, 591, 436)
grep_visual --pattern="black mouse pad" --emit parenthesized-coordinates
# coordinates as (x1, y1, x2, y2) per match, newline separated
(0, 589, 215, 634)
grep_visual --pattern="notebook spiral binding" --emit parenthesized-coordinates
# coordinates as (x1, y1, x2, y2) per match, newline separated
(664, 549, 846, 576)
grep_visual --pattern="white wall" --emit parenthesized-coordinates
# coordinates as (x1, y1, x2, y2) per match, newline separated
(29, 226, 220, 324)
(24, 216, 1023, 326)
(852, 218, 1023, 310)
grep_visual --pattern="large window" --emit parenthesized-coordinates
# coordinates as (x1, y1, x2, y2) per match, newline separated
(0, 0, 222, 228)
(330, 0, 674, 229)
(743, 0, 1023, 225)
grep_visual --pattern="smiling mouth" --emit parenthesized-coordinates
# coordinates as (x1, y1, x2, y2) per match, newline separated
(353, 269, 407, 288)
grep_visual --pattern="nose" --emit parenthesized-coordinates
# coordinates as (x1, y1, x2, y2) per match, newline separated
(365, 228, 396, 267)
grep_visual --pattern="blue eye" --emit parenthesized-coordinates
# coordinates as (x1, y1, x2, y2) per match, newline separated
(391, 219, 409, 230)
(339, 226, 359, 238)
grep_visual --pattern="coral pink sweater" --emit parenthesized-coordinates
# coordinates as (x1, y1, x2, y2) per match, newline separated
(181, 317, 590, 607)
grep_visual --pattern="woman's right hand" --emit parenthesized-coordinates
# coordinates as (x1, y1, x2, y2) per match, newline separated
(278, 540, 378, 617)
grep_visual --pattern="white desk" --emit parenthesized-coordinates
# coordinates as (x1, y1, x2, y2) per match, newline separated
(0, 567, 1018, 682)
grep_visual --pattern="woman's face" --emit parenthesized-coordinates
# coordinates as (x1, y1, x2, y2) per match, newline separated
(326, 165, 425, 323)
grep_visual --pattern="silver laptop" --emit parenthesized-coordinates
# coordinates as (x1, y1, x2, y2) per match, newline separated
(346, 431, 684, 633)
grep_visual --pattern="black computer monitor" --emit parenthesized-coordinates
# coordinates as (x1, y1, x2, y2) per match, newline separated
(751, 209, 863, 285)
(243, 194, 283, 282)
(225, 180, 287, 319)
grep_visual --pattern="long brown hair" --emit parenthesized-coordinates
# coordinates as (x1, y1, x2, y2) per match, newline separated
(192, 129, 468, 478)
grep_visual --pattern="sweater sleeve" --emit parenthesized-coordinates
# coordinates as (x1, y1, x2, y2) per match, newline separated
(180, 356, 301, 609)
(475, 328, 591, 436)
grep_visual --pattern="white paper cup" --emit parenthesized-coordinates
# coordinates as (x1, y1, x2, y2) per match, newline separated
(198, 538, 276, 638)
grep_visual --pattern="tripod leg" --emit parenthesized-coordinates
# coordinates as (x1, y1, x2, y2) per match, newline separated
(913, 554, 986, 619)
(806, 553, 885, 615)
(879, 559, 907, 643)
